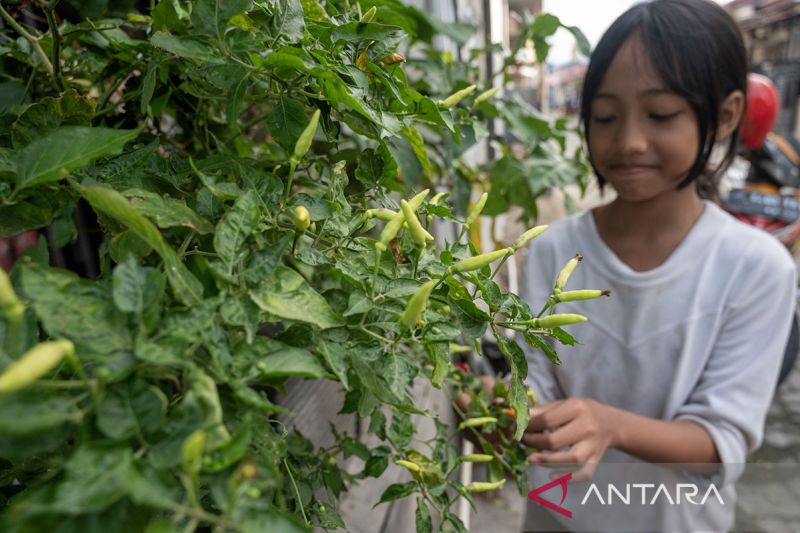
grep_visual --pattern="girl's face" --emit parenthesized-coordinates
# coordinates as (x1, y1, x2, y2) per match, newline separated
(588, 36, 700, 203)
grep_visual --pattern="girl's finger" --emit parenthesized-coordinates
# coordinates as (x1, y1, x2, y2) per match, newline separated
(528, 449, 577, 465)
(523, 420, 583, 450)
(526, 400, 572, 432)
(570, 462, 599, 483)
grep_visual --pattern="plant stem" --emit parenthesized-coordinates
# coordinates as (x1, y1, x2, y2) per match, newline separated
(280, 160, 298, 208)
(283, 459, 309, 526)
(0, 4, 54, 79)
(489, 252, 512, 280)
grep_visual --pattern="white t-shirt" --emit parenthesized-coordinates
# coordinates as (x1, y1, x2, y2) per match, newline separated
(519, 201, 797, 531)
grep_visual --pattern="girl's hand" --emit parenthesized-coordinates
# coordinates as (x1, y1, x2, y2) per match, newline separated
(521, 398, 620, 481)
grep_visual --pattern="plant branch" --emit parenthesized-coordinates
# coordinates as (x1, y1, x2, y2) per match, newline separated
(42, 2, 64, 91)
(0, 4, 54, 79)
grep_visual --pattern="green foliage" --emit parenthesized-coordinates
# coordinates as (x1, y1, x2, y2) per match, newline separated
(0, 1, 595, 531)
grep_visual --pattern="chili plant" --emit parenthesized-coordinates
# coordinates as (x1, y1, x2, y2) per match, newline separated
(0, 1, 597, 531)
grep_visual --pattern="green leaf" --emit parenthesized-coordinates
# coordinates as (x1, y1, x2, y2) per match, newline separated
(563, 24, 591, 57)
(271, 0, 305, 42)
(0, 194, 59, 236)
(20, 263, 132, 355)
(375, 481, 417, 506)
(426, 343, 449, 388)
(80, 184, 203, 305)
(125, 189, 214, 234)
(250, 266, 343, 329)
(524, 330, 561, 365)
(203, 422, 252, 473)
(96, 388, 139, 440)
(549, 326, 579, 347)
(244, 234, 290, 285)
(112, 255, 164, 315)
(343, 291, 373, 317)
(16, 126, 139, 190)
(316, 339, 349, 389)
(532, 13, 560, 37)
(266, 95, 308, 152)
(150, 31, 219, 62)
(300, 0, 329, 21)
(214, 189, 260, 270)
(12, 89, 95, 148)
(494, 335, 530, 441)
(416, 496, 433, 533)
(140, 61, 158, 115)
(0, 391, 81, 436)
(448, 297, 490, 339)
(316, 502, 346, 529)
(50, 444, 134, 514)
(191, 0, 252, 36)
(389, 411, 413, 448)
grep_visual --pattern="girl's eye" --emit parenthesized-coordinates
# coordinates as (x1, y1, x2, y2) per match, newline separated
(649, 111, 681, 122)
(592, 115, 616, 124)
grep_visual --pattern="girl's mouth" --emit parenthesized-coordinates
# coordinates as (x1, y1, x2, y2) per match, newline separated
(610, 165, 658, 176)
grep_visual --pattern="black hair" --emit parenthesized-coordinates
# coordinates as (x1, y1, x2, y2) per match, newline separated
(580, 0, 748, 196)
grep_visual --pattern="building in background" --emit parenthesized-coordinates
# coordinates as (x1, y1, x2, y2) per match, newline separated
(726, 0, 800, 139)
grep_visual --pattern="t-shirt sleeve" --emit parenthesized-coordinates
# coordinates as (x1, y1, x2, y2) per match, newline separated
(673, 242, 797, 464)
(519, 237, 566, 404)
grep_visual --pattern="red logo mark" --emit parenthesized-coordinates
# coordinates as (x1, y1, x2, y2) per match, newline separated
(527, 472, 573, 518)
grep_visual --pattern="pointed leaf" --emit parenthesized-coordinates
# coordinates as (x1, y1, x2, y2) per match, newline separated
(16, 126, 139, 190)
(249, 266, 343, 329)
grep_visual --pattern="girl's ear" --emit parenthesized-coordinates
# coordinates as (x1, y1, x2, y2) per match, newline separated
(716, 90, 745, 141)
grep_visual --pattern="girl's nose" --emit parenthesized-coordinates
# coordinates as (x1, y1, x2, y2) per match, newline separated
(618, 117, 648, 155)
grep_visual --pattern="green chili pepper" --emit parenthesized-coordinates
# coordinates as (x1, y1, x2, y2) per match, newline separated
(293, 205, 311, 232)
(376, 190, 430, 251)
(360, 5, 377, 22)
(430, 191, 448, 205)
(449, 342, 471, 353)
(366, 208, 397, 222)
(457, 416, 498, 430)
(466, 479, 506, 492)
(0, 268, 24, 322)
(554, 254, 582, 292)
(407, 188, 430, 210)
(511, 225, 548, 252)
(448, 248, 511, 275)
(438, 84, 477, 108)
(459, 454, 495, 463)
(473, 86, 500, 106)
(396, 459, 421, 472)
(292, 109, 321, 162)
(400, 199, 429, 247)
(400, 280, 436, 329)
(378, 210, 405, 251)
(464, 192, 488, 230)
(0, 339, 74, 394)
(526, 313, 587, 328)
(553, 289, 611, 303)
(181, 429, 207, 475)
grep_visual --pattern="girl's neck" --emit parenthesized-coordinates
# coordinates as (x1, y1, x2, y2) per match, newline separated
(596, 186, 705, 238)
(591, 186, 706, 272)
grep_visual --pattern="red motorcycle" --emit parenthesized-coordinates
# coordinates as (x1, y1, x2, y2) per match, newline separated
(720, 73, 800, 386)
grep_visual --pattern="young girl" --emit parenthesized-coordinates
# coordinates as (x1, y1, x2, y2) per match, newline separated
(517, 0, 797, 530)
